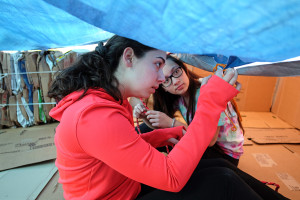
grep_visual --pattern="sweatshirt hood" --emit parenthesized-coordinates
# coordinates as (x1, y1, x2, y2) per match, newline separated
(49, 89, 121, 121)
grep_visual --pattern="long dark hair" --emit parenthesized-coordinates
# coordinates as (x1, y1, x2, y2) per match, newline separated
(153, 55, 201, 124)
(48, 35, 155, 102)
(153, 55, 244, 133)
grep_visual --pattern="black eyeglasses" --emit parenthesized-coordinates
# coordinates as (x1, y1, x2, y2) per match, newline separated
(162, 67, 183, 87)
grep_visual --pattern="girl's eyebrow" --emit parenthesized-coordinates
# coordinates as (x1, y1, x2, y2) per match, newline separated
(165, 66, 179, 78)
(156, 57, 165, 64)
(171, 65, 179, 71)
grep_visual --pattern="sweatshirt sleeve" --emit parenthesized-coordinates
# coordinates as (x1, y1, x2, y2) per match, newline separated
(77, 75, 239, 192)
(139, 126, 184, 148)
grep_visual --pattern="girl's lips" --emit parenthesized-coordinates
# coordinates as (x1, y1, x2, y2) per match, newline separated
(150, 87, 156, 93)
(176, 83, 184, 91)
(153, 85, 159, 90)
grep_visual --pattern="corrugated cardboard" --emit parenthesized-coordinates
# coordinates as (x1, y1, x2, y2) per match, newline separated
(243, 138, 253, 146)
(282, 144, 300, 156)
(36, 171, 64, 200)
(2, 53, 12, 95)
(0, 160, 57, 200)
(1, 91, 12, 127)
(8, 95, 18, 126)
(25, 51, 40, 89)
(190, 65, 278, 112)
(63, 51, 78, 69)
(0, 123, 58, 171)
(235, 76, 277, 112)
(272, 77, 300, 129)
(241, 111, 293, 128)
(245, 128, 300, 144)
(17, 93, 29, 122)
(37, 54, 53, 122)
(239, 144, 300, 200)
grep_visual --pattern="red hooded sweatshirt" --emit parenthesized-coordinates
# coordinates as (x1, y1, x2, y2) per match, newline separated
(49, 75, 239, 200)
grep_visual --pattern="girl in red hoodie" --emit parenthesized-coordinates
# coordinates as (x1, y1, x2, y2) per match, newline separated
(48, 35, 286, 200)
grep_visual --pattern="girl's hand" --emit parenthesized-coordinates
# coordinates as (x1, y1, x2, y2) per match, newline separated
(145, 110, 172, 128)
(166, 128, 186, 146)
(133, 103, 147, 119)
(201, 68, 241, 91)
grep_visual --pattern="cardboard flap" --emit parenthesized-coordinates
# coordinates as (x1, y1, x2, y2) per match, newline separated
(0, 160, 57, 200)
(0, 123, 58, 171)
(245, 128, 300, 144)
(241, 112, 293, 128)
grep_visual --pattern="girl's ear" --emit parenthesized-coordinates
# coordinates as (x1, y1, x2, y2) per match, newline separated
(123, 47, 134, 67)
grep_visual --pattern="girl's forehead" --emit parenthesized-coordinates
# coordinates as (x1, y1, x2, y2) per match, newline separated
(163, 60, 179, 73)
(146, 50, 166, 59)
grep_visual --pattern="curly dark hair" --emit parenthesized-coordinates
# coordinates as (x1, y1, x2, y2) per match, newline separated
(48, 35, 155, 103)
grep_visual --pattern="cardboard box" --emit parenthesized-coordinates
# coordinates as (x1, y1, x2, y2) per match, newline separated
(191, 66, 278, 112)
(272, 77, 300, 129)
(234, 76, 277, 112)
(0, 122, 58, 171)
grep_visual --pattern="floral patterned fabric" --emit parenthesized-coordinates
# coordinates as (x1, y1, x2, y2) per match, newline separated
(176, 87, 244, 159)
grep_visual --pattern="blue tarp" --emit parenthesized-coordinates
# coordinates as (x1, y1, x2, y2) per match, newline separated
(1, 0, 300, 74)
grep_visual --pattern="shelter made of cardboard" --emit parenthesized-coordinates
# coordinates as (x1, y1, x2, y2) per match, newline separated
(0, 51, 299, 199)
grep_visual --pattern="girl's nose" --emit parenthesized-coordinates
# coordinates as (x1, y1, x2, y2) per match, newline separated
(172, 76, 180, 85)
(158, 69, 165, 84)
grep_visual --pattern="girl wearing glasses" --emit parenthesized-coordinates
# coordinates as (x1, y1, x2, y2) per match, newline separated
(134, 54, 244, 166)
(133, 55, 289, 199)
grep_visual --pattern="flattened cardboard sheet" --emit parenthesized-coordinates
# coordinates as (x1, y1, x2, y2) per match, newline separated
(245, 128, 300, 144)
(252, 153, 277, 167)
(0, 160, 57, 200)
(239, 144, 300, 200)
(282, 145, 300, 160)
(276, 172, 300, 191)
(243, 138, 253, 146)
(0, 123, 58, 171)
(36, 171, 64, 200)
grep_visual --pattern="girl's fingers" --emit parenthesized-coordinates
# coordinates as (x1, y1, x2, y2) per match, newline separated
(182, 129, 186, 136)
(146, 110, 159, 116)
(134, 103, 148, 118)
(151, 122, 158, 127)
(146, 114, 154, 119)
(235, 81, 242, 91)
(145, 110, 152, 115)
(138, 104, 146, 112)
(149, 118, 159, 124)
(167, 138, 179, 145)
(200, 75, 211, 86)
(214, 68, 224, 78)
(227, 69, 238, 85)
(223, 68, 235, 83)
(137, 107, 143, 114)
